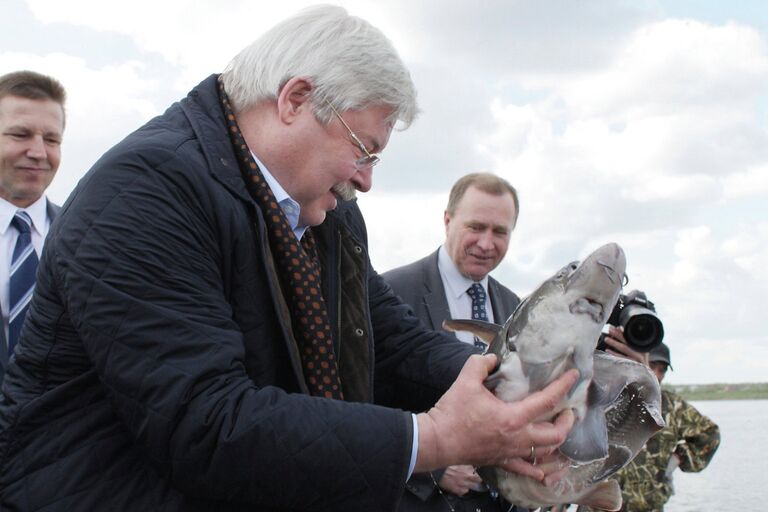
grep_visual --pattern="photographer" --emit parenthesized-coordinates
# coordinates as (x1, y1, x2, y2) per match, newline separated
(582, 342, 721, 512)
(584, 287, 720, 512)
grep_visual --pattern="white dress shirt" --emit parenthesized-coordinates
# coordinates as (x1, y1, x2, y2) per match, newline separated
(0, 195, 52, 342)
(437, 245, 494, 344)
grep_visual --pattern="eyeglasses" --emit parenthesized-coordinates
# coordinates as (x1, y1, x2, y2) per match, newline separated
(324, 100, 380, 169)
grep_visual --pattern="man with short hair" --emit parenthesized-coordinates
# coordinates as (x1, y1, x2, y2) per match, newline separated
(383, 172, 522, 512)
(0, 70, 65, 382)
(0, 7, 577, 511)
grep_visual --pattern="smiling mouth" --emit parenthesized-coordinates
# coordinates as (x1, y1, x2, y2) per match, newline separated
(467, 251, 493, 261)
(17, 167, 49, 173)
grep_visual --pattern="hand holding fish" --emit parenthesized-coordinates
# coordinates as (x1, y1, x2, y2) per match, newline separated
(414, 354, 579, 481)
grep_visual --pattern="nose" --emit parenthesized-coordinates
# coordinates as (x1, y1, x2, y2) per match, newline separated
(26, 135, 47, 160)
(476, 231, 494, 250)
(350, 166, 373, 193)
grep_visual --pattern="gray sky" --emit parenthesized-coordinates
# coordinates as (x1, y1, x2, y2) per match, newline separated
(3, 0, 767, 384)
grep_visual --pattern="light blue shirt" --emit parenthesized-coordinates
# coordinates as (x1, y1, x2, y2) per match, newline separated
(251, 152, 307, 241)
(250, 151, 419, 478)
(437, 245, 493, 344)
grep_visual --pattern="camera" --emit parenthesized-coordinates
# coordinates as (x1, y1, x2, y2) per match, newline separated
(597, 290, 664, 352)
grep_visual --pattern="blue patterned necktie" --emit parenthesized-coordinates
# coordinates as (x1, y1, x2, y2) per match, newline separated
(8, 211, 38, 354)
(466, 283, 489, 349)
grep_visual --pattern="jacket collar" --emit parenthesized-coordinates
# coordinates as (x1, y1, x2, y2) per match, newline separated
(179, 74, 256, 207)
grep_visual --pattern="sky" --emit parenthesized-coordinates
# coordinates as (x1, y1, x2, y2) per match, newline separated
(2, 0, 766, 385)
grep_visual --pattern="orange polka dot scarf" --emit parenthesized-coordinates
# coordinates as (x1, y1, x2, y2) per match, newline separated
(218, 78, 344, 400)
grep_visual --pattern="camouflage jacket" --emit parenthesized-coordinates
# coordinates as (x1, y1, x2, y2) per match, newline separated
(584, 388, 720, 512)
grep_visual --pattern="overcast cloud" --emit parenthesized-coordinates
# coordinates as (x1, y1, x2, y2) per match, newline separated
(2, 0, 766, 384)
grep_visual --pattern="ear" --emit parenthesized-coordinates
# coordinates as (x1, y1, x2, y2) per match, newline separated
(276, 76, 314, 124)
(444, 210, 451, 234)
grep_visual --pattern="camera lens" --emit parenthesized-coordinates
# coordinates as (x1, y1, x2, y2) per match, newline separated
(621, 307, 664, 352)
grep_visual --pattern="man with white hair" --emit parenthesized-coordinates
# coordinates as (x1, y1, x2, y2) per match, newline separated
(0, 6, 576, 511)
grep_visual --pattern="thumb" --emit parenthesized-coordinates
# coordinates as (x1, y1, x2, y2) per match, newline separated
(464, 353, 498, 378)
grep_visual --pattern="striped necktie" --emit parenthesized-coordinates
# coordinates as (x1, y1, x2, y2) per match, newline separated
(8, 211, 38, 354)
(467, 283, 489, 349)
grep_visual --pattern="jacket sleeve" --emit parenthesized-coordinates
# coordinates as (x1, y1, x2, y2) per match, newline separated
(669, 393, 721, 473)
(54, 147, 413, 510)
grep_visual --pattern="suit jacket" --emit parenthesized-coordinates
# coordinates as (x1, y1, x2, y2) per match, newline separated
(382, 249, 521, 512)
(0, 199, 60, 382)
(382, 249, 519, 336)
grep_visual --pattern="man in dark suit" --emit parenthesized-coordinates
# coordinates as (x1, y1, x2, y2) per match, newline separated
(0, 70, 64, 382)
(383, 172, 522, 512)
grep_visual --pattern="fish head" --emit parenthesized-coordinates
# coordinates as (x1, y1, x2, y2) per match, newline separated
(511, 243, 626, 370)
(564, 242, 627, 327)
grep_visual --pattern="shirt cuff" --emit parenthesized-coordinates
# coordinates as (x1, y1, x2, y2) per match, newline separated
(408, 413, 419, 479)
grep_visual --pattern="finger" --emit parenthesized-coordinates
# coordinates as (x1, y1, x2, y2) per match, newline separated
(603, 336, 626, 351)
(537, 452, 569, 471)
(502, 457, 545, 481)
(467, 471, 483, 483)
(518, 375, 579, 428)
(608, 326, 625, 340)
(458, 353, 498, 382)
(543, 465, 570, 487)
(469, 480, 487, 492)
(480, 353, 498, 374)
(528, 408, 576, 450)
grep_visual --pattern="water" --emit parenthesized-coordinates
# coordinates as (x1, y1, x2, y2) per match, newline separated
(665, 399, 767, 511)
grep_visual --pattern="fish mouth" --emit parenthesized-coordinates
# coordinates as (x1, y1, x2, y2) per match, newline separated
(570, 296, 604, 322)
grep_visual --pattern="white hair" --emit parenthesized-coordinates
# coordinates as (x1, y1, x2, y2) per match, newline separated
(221, 4, 418, 128)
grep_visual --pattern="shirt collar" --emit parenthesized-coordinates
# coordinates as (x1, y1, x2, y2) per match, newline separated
(0, 195, 48, 236)
(437, 244, 490, 299)
(250, 151, 307, 241)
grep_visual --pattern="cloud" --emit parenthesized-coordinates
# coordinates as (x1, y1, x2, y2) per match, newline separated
(722, 164, 768, 198)
(358, 192, 446, 273)
(0, 50, 163, 203)
(5, 1, 766, 384)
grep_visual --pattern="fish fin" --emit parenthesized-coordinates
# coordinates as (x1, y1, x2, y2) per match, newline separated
(576, 479, 622, 511)
(558, 386, 609, 463)
(593, 445, 632, 481)
(442, 319, 500, 343)
(443, 319, 504, 359)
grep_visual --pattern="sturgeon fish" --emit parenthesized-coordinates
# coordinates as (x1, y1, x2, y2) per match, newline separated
(444, 243, 664, 511)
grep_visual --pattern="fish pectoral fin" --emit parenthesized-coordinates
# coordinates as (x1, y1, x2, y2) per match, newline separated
(559, 399, 609, 463)
(576, 479, 622, 512)
(593, 445, 633, 481)
(442, 319, 501, 343)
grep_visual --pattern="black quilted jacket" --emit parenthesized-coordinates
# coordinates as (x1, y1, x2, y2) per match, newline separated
(0, 75, 474, 511)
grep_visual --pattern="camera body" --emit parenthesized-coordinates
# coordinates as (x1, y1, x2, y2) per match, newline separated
(597, 289, 664, 352)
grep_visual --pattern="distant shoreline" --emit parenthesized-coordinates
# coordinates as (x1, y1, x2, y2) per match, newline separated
(667, 382, 768, 401)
